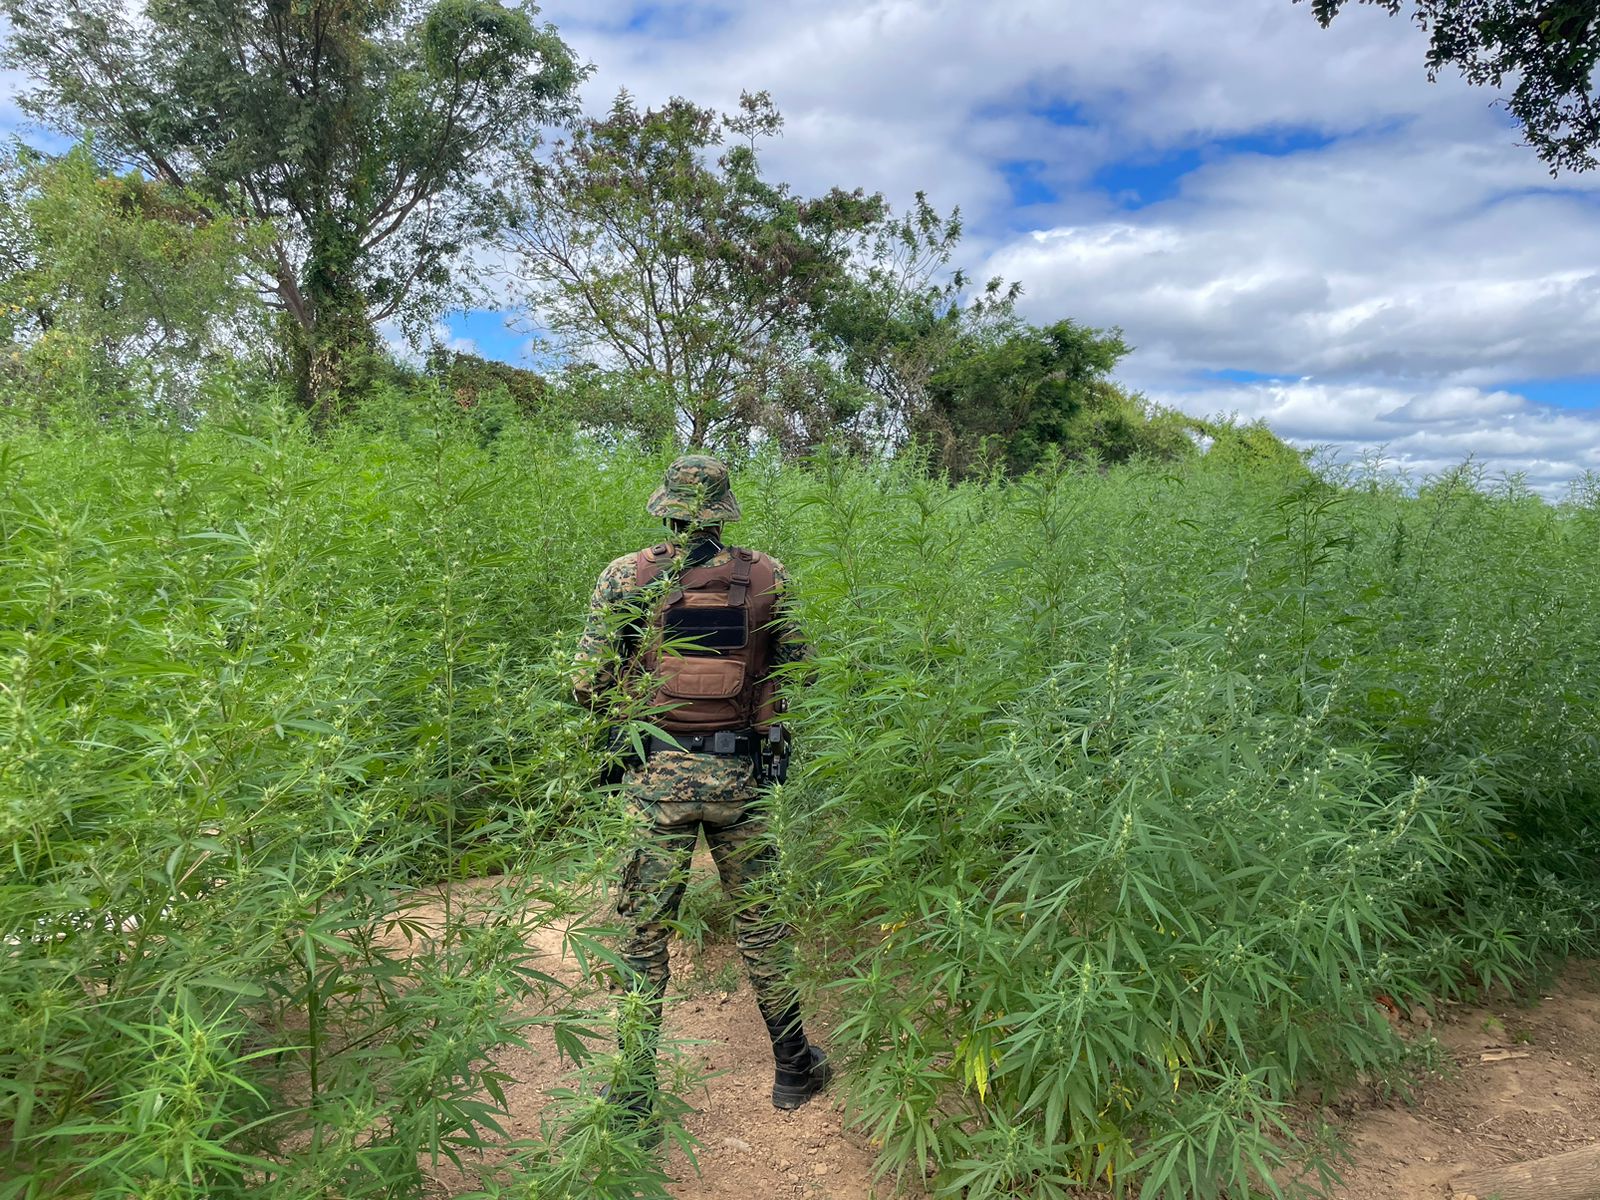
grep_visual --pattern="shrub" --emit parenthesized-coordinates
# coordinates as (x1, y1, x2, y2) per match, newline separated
(4, 388, 1596, 1198)
(0, 394, 679, 1198)
(777, 453, 1599, 1197)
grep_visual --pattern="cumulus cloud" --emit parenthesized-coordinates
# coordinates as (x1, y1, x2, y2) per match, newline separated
(988, 134, 1600, 386)
(1152, 378, 1600, 496)
(538, 0, 1474, 225)
(534, 0, 1600, 495)
(979, 116, 1600, 494)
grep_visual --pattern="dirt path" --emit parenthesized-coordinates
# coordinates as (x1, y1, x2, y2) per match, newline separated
(1326, 961, 1600, 1199)
(421, 871, 1600, 1199)
(489, 929, 886, 1199)
(413, 862, 889, 1199)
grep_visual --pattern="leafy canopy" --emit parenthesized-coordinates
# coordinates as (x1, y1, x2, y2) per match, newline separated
(923, 317, 1195, 476)
(0, 141, 267, 418)
(502, 90, 884, 451)
(810, 200, 1192, 475)
(1302, 0, 1600, 172)
(1, 0, 584, 415)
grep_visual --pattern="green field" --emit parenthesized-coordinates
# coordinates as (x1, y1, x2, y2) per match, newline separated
(4, 391, 1599, 1198)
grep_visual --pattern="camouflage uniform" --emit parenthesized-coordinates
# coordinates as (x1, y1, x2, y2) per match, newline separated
(573, 456, 812, 1032)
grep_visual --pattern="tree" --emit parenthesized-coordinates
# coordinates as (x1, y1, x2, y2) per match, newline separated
(2, 0, 582, 420)
(806, 193, 989, 456)
(906, 312, 1197, 478)
(810, 200, 1189, 475)
(502, 90, 884, 450)
(0, 142, 266, 420)
(425, 347, 548, 416)
(1301, 0, 1600, 173)
(1196, 417, 1313, 476)
(922, 318, 1139, 476)
(506, 89, 1177, 469)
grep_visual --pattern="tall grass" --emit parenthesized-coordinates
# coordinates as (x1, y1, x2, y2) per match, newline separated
(0, 393, 677, 1198)
(3, 387, 1597, 1197)
(779, 454, 1600, 1197)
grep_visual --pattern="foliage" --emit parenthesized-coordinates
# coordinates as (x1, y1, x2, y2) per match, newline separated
(1, 0, 583, 417)
(426, 348, 550, 418)
(920, 317, 1183, 476)
(776, 451, 1600, 1197)
(810, 199, 1189, 475)
(4, 388, 1598, 1198)
(0, 142, 267, 421)
(502, 90, 884, 450)
(1199, 417, 1316, 477)
(1301, 0, 1600, 173)
(0, 395, 686, 1199)
(503, 90, 1184, 469)
(807, 191, 996, 455)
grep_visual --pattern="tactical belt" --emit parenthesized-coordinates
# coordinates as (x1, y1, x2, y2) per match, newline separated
(648, 730, 758, 757)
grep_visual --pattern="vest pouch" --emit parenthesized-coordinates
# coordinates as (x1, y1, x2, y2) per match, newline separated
(653, 655, 748, 732)
(663, 594, 748, 652)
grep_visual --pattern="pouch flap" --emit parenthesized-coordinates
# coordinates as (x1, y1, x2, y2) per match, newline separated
(658, 656, 746, 700)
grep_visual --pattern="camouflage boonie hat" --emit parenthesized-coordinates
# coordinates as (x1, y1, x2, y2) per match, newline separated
(646, 454, 741, 523)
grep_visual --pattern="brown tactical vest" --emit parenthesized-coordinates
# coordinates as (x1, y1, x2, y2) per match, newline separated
(635, 544, 780, 733)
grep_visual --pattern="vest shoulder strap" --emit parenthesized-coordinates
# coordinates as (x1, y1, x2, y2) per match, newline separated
(728, 547, 754, 607)
(634, 543, 674, 589)
(736, 549, 778, 606)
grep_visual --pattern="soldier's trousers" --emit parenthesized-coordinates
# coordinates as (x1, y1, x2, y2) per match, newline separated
(615, 749, 796, 1022)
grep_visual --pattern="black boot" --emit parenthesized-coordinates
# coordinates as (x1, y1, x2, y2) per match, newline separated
(773, 1043, 832, 1111)
(763, 999, 833, 1111)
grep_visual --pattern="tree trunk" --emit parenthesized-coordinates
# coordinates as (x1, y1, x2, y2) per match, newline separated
(1452, 1142, 1600, 1200)
(295, 225, 376, 428)
(686, 395, 708, 451)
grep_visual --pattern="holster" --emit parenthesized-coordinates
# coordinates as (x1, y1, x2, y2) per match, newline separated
(754, 677, 783, 730)
(755, 723, 792, 786)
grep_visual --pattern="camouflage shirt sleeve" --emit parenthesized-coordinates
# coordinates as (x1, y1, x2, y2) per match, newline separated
(572, 552, 644, 705)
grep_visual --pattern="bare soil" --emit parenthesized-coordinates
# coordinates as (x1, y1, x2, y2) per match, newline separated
(404, 863, 890, 1199)
(413, 869, 1600, 1200)
(1325, 961, 1600, 1200)
(489, 933, 886, 1199)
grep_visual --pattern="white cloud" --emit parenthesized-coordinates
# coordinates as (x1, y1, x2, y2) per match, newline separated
(1154, 378, 1600, 496)
(986, 130, 1600, 407)
(538, 0, 1474, 225)
(378, 319, 477, 366)
(530, 0, 1600, 492)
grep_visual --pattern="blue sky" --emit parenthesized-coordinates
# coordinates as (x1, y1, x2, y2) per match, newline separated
(1089, 128, 1342, 210)
(7, 1, 1600, 493)
(440, 310, 530, 366)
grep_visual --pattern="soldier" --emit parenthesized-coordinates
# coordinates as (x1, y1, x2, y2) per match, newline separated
(573, 453, 831, 1132)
